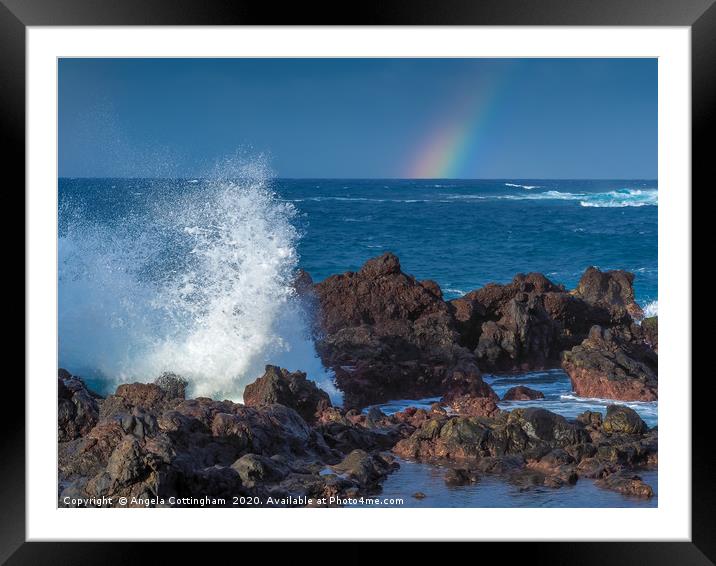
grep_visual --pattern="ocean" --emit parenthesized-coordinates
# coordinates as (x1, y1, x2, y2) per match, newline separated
(58, 176, 657, 397)
(58, 175, 657, 507)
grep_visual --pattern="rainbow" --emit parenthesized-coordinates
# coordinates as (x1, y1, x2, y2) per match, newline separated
(404, 74, 509, 179)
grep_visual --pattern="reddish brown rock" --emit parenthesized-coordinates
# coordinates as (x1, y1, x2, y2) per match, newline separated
(447, 395, 501, 418)
(100, 377, 187, 422)
(525, 449, 578, 487)
(473, 298, 558, 371)
(243, 365, 331, 423)
(59, 373, 404, 508)
(502, 385, 545, 401)
(292, 269, 315, 297)
(313, 253, 496, 407)
(451, 273, 565, 355)
(562, 325, 657, 401)
(595, 472, 654, 498)
(573, 266, 644, 322)
(394, 406, 589, 463)
(451, 273, 592, 372)
(315, 253, 451, 335)
(58, 369, 101, 441)
(392, 407, 431, 428)
(640, 316, 658, 353)
(450, 267, 645, 373)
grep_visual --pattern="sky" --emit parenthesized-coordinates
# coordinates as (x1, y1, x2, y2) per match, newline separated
(58, 58, 657, 179)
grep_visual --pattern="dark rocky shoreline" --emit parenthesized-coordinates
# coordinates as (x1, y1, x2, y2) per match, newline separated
(58, 253, 658, 507)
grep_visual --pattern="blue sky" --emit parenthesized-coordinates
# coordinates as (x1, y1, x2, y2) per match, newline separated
(58, 58, 657, 179)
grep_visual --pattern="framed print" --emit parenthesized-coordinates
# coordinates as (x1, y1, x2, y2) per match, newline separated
(6, 0, 711, 561)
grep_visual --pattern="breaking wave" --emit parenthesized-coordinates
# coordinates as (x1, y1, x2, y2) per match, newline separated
(58, 157, 340, 403)
(447, 188, 657, 207)
(504, 182, 540, 190)
(642, 300, 658, 318)
(578, 189, 658, 208)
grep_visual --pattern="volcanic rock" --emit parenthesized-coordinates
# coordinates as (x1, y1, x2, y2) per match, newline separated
(640, 316, 658, 353)
(243, 365, 331, 423)
(58, 369, 101, 442)
(573, 266, 644, 322)
(561, 325, 657, 401)
(502, 385, 545, 401)
(59, 375, 402, 508)
(602, 405, 648, 435)
(313, 253, 496, 407)
(595, 472, 654, 498)
(450, 266, 645, 373)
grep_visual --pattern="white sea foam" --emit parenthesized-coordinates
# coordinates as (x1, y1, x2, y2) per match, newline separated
(505, 182, 540, 190)
(447, 188, 657, 207)
(58, 157, 341, 404)
(642, 300, 658, 318)
(578, 189, 658, 208)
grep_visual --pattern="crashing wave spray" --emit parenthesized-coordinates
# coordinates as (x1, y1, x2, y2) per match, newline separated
(641, 300, 658, 319)
(58, 157, 341, 403)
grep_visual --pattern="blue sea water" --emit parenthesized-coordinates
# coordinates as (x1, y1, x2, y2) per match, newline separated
(58, 176, 658, 507)
(368, 369, 657, 429)
(60, 178, 658, 303)
(285, 178, 658, 303)
(58, 176, 658, 398)
(352, 463, 657, 508)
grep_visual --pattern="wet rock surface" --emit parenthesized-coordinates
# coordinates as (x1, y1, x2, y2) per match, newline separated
(313, 253, 496, 408)
(59, 366, 656, 506)
(562, 325, 658, 401)
(58, 254, 658, 506)
(573, 266, 644, 323)
(243, 365, 331, 423)
(311, 255, 655, 406)
(502, 385, 545, 401)
(58, 370, 101, 442)
(59, 369, 401, 508)
(392, 403, 656, 498)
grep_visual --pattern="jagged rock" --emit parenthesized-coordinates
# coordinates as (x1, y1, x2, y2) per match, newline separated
(100, 381, 184, 422)
(602, 405, 648, 435)
(57, 254, 659, 507)
(573, 266, 644, 322)
(446, 395, 501, 418)
(59, 376, 400, 508)
(231, 453, 288, 487)
(641, 316, 658, 353)
(106, 436, 149, 488)
(58, 369, 101, 441)
(452, 273, 566, 371)
(243, 365, 331, 423)
(314, 253, 495, 407)
(507, 408, 589, 448)
(576, 410, 603, 429)
(595, 472, 654, 498)
(450, 267, 645, 373)
(473, 294, 560, 371)
(154, 373, 188, 400)
(562, 325, 657, 401)
(331, 449, 396, 489)
(394, 406, 589, 463)
(502, 386, 545, 401)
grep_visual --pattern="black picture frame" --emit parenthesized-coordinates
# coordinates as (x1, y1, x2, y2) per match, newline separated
(5, 0, 708, 562)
